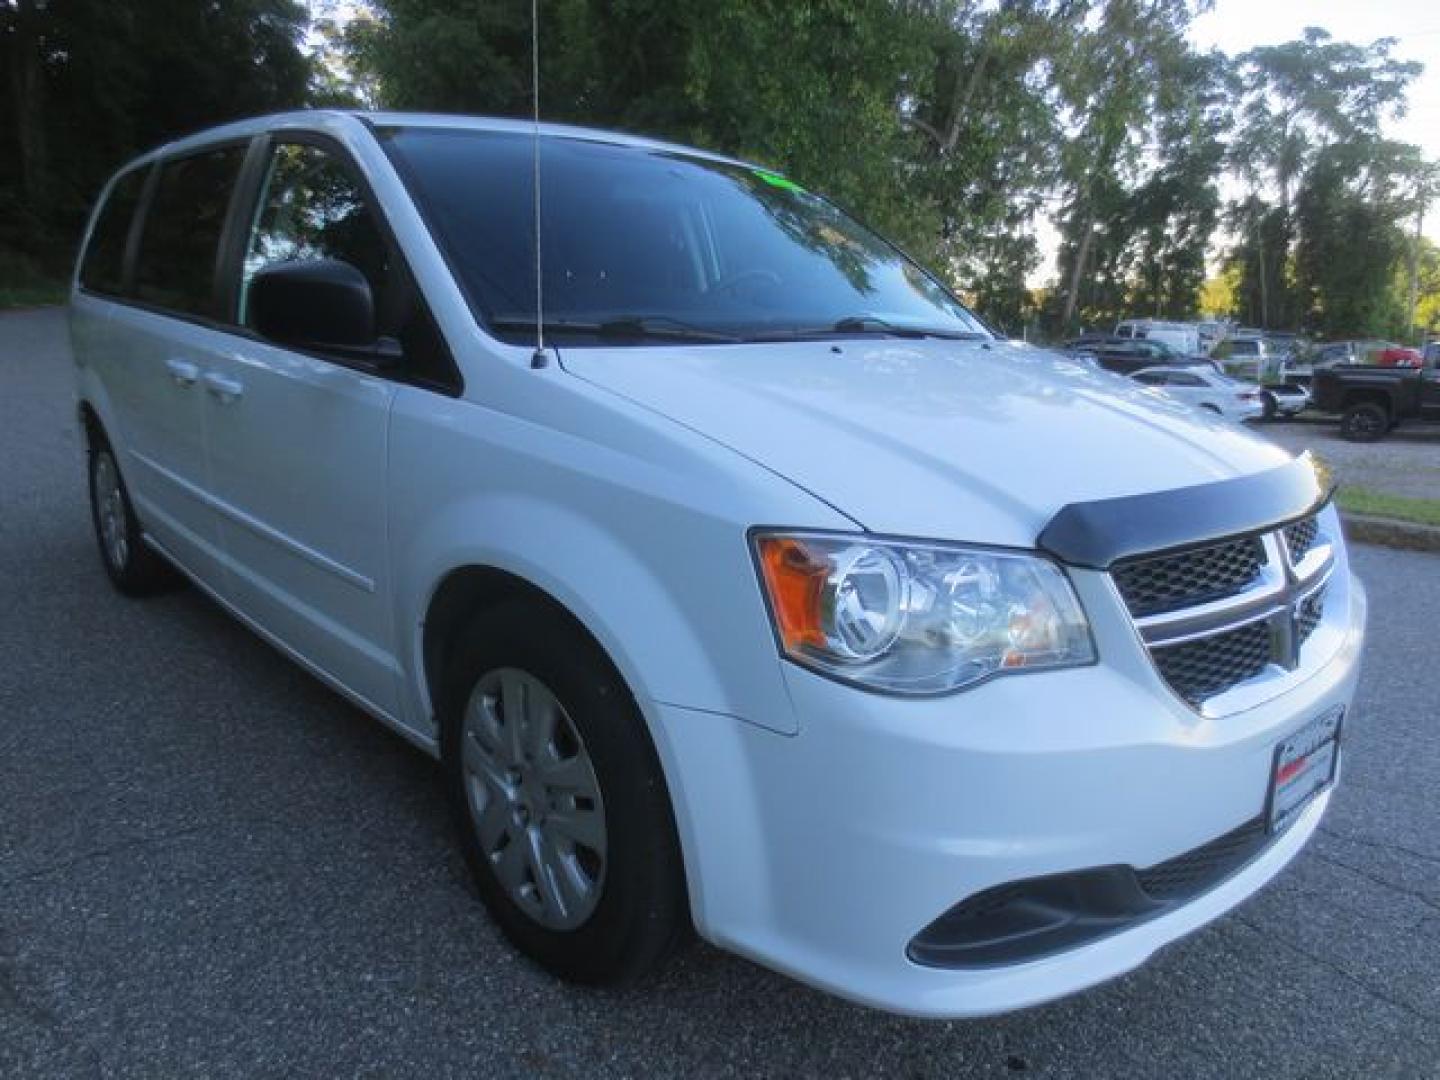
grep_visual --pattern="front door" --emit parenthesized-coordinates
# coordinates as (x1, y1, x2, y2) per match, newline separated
(202, 139, 405, 718)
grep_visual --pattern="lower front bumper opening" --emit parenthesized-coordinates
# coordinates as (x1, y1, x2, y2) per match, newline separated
(908, 815, 1271, 969)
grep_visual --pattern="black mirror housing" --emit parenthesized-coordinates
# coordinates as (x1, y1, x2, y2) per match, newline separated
(249, 259, 377, 350)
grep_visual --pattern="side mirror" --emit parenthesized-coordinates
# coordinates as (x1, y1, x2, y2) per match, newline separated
(249, 258, 379, 353)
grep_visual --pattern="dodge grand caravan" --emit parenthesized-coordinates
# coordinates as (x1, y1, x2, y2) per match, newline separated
(70, 112, 1366, 1018)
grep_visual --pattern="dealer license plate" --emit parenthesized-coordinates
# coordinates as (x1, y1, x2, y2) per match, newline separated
(1267, 706, 1343, 833)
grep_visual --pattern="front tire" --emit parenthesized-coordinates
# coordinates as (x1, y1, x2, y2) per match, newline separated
(1340, 401, 1388, 442)
(87, 445, 179, 595)
(440, 600, 689, 984)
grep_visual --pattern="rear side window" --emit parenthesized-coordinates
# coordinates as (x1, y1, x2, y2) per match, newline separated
(134, 145, 247, 318)
(79, 166, 150, 296)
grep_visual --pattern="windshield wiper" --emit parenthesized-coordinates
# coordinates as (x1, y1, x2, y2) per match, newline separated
(746, 317, 989, 342)
(488, 315, 741, 344)
(830, 316, 989, 340)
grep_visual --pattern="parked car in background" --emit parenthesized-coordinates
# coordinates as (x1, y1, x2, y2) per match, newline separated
(1195, 320, 1226, 355)
(1066, 335, 1216, 376)
(1212, 335, 1275, 381)
(1309, 340, 1422, 370)
(1262, 332, 1304, 357)
(1115, 319, 1201, 356)
(1258, 382, 1309, 420)
(1310, 353, 1440, 441)
(1377, 344, 1423, 367)
(1130, 366, 1266, 422)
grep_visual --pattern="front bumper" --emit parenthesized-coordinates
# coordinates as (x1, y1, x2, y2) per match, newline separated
(651, 573, 1366, 1018)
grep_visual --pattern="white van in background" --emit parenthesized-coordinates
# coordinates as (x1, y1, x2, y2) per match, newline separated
(1115, 319, 1202, 357)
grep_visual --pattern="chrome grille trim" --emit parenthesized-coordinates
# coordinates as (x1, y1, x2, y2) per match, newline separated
(1114, 513, 1338, 710)
(1113, 536, 1265, 617)
(1134, 536, 1333, 648)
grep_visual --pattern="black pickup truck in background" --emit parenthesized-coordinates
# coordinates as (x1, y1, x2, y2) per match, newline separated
(1310, 358, 1440, 441)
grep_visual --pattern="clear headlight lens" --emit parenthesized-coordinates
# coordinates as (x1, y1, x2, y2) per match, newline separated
(754, 532, 1095, 695)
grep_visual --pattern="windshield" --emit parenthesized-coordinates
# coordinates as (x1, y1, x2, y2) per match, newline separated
(381, 127, 988, 345)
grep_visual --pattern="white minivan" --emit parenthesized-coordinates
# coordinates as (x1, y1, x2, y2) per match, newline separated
(71, 112, 1365, 1018)
(1114, 318, 1201, 356)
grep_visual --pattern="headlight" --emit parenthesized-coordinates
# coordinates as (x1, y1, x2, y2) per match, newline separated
(753, 532, 1095, 695)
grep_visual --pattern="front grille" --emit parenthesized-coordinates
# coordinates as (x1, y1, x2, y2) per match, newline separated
(1136, 817, 1267, 900)
(1113, 511, 1337, 709)
(1297, 585, 1326, 644)
(1112, 537, 1265, 617)
(1284, 516, 1319, 561)
(1152, 620, 1273, 706)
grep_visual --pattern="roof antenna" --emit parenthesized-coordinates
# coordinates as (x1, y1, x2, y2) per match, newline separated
(529, 0, 548, 370)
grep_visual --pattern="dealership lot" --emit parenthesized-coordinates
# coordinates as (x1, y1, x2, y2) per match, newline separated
(2, 308, 1438, 1078)
(1261, 416, 1440, 502)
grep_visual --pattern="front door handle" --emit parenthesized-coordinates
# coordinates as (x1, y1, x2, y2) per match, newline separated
(165, 358, 200, 387)
(202, 371, 244, 403)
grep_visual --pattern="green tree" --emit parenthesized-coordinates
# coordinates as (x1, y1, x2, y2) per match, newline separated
(347, 0, 935, 257)
(898, 1, 1081, 331)
(1224, 28, 1421, 330)
(1118, 47, 1228, 320)
(1292, 138, 1427, 337)
(1046, 0, 1207, 334)
(0, 0, 313, 269)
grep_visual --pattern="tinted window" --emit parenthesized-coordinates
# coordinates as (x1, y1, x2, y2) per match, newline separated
(1133, 371, 1165, 385)
(241, 142, 456, 391)
(134, 146, 247, 317)
(241, 143, 393, 324)
(382, 128, 988, 345)
(80, 166, 150, 296)
(1169, 372, 1204, 387)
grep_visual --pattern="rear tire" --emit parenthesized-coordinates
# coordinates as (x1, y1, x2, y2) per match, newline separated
(87, 444, 180, 596)
(1340, 401, 1388, 442)
(1260, 392, 1277, 421)
(440, 599, 689, 985)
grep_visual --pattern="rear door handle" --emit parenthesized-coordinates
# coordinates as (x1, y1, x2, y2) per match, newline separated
(165, 358, 200, 387)
(202, 371, 244, 402)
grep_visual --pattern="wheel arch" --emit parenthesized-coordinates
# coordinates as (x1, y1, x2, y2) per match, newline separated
(78, 400, 106, 450)
(421, 565, 602, 728)
(418, 559, 708, 926)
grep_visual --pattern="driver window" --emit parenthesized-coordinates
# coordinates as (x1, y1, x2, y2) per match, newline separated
(240, 143, 391, 327)
(238, 141, 458, 392)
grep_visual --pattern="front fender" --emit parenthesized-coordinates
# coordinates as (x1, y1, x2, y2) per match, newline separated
(384, 384, 849, 742)
(395, 490, 793, 733)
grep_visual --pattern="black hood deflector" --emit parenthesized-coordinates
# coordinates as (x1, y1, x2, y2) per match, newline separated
(1038, 452, 1334, 569)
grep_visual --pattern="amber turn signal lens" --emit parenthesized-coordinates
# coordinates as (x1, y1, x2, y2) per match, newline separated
(756, 537, 827, 650)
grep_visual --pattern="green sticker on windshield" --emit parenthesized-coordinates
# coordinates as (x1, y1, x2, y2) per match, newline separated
(755, 169, 804, 193)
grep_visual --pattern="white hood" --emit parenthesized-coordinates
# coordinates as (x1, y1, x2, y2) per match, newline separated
(560, 338, 1293, 547)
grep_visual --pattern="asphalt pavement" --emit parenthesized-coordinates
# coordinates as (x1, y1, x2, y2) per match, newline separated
(3, 308, 1438, 1078)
